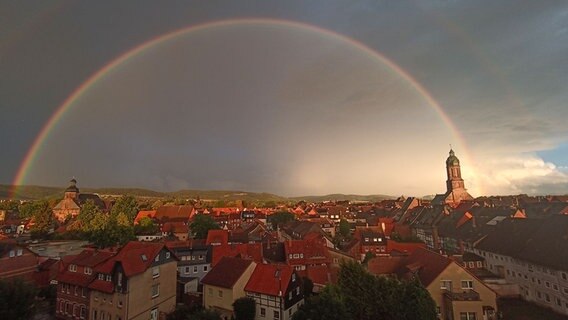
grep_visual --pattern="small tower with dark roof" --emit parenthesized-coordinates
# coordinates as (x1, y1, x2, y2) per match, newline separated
(64, 178, 79, 200)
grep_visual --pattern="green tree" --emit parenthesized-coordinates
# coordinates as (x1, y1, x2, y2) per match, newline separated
(293, 285, 351, 320)
(134, 216, 159, 235)
(30, 200, 54, 239)
(111, 195, 138, 224)
(393, 278, 437, 320)
(189, 214, 220, 239)
(233, 297, 256, 320)
(0, 278, 38, 320)
(267, 211, 295, 230)
(18, 201, 43, 219)
(78, 199, 102, 232)
(339, 219, 351, 237)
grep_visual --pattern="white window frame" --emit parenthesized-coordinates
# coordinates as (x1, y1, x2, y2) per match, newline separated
(461, 280, 474, 290)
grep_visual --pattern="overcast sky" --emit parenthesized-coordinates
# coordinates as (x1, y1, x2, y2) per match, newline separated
(2, 0, 568, 197)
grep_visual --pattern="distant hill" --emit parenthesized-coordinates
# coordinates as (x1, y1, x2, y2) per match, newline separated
(0, 184, 289, 203)
(1, 184, 395, 203)
(289, 193, 395, 203)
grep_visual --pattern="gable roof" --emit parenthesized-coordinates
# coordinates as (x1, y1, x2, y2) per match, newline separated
(401, 248, 452, 286)
(201, 256, 254, 289)
(96, 241, 166, 277)
(245, 263, 294, 296)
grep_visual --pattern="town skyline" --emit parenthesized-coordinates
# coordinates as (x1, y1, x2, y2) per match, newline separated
(2, 1, 568, 197)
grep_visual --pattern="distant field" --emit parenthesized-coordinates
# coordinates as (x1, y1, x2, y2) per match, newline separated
(1, 184, 394, 203)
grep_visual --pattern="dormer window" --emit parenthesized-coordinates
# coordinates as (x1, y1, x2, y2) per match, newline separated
(98, 274, 104, 280)
(141, 254, 147, 261)
(69, 264, 77, 272)
(84, 267, 92, 275)
(155, 255, 159, 262)
(106, 275, 112, 282)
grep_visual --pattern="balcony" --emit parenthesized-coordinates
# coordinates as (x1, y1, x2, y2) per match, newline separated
(443, 290, 481, 301)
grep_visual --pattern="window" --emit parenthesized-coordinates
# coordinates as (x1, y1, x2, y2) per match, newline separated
(460, 312, 476, 320)
(82, 287, 87, 298)
(150, 308, 158, 320)
(208, 288, 213, 296)
(74, 286, 78, 296)
(166, 252, 170, 259)
(85, 267, 92, 275)
(274, 311, 280, 320)
(98, 274, 104, 280)
(193, 266, 198, 273)
(461, 280, 474, 290)
(476, 261, 483, 268)
(218, 290, 223, 298)
(118, 300, 123, 308)
(292, 273, 296, 282)
(93, 310, 98, 320)
(59, 301, 64, 313)
(80, 306, 86, 319)
(203, 265, 208, 272)
(199, 254, 204, 260)
(468, 262, 474, 268)
(69, 264, 77, 272)
(555, 297, 561, 306)
(152, 266, 160, 278)
(260, 308, 266, 317)
(440, 280, 452, 290)
(151, 284, 159, 298)
(296, 287, 300, 295)
(553, 284, 558, 291)
(16, 249, 23, 256)
(155, 254, 160, 262)
(9, 250, 15, 257)
(545, 293, 551, 303)
(289, 292, 292, 300)
(185, 266, 190, 274)
(106, 275, 112, 281)
(562, 272, 567, 281)
(545, 281, 550, 288)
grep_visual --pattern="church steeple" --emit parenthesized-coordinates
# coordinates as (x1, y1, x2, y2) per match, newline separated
(64, 178, 79, 200)
(446, 149, 465, 193)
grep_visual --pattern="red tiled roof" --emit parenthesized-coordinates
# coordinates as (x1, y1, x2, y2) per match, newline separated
(201, 257, 254, 288)
(386, 240, 426, 255)
(57, 272, 94, 287)
(367, 256, 407, 275)
(401, 248, 452, 286)
(162, 221, 188, 233)
(155, 205, 193, 221)
(211, 243, 263, 266)
(206, 229, 229, 246)
(134, 210, 156, 224)
(284, 239, 330, 266)
(245, 263, 293, 296)
(306, 265, 336, 286)
(95, 241, 165, 277)
(70, 248, 115, 267)
(88, 279, 114, 293)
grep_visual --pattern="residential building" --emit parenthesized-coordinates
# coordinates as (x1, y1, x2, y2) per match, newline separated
(245, 264, 304, 320)
(201, 257, 257, 320)
(475, 215, 568, 316)
(89, 241, 177, 320)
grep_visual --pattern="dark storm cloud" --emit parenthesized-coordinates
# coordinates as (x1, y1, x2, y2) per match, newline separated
(2, 0, 568, 196)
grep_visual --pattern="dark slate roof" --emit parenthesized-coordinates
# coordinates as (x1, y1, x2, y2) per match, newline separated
(77, 193, 107, 210)
(517, 215, 568, 271)
(201, 256, 253, 288)
(476, 218, 544, 257)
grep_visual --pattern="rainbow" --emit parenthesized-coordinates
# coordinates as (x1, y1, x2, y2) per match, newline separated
(11, 18, 477, 197)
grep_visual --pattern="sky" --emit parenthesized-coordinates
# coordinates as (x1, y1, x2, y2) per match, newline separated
(1, 0, 568, 197)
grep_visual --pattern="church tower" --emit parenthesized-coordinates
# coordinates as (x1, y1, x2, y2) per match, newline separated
(446, 149, 465, 193)
(64, 178, 79, 200)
